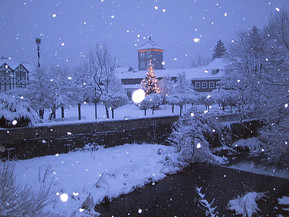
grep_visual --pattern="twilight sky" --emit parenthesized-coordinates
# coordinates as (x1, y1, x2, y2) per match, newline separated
(1, 0, 289, 70)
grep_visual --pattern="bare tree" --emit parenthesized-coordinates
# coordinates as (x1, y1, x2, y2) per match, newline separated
(191, 54, 210, 68)
(79, 44, 117, 119)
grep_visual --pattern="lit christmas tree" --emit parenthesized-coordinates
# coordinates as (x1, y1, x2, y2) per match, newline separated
(141, 61, 160, 95)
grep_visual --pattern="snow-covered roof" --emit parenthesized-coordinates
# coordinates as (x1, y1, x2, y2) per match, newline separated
(205, 58, 227, 70)
(115, 64, 225, 81)
(137, 38, 163, 50)
(0, 58, 33, 72)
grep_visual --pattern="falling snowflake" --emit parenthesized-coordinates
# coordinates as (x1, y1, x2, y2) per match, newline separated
(52, 14, 57, 18)
(60, 193, 69, 202)
(194, 38, 200, 43)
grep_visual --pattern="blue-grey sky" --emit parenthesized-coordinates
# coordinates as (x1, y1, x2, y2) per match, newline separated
(1, 0, 289, 70)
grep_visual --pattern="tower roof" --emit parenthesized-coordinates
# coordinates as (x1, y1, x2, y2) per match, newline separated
(138, 36, 163, 50)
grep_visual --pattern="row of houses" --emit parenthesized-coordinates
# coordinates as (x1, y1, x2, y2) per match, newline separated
(0, 39, 227, 98)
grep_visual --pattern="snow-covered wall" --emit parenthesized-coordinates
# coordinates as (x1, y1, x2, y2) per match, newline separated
(0, 116, 179, 159)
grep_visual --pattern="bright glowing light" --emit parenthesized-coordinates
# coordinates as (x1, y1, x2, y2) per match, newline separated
(194, 38, 200, 43)
(79, 208, 85, 212)
(12, 120, 17, 125)
(154, 6, 158, 10)
(60, 193, 69, 202)
(237, 79, 240, 83)
(67, 76, 72, 80)
(132, 89, 145, 104)
(285, 103, 288, 108)
(196, 143, 201, 149)
(224, 12, 228, 16)
(73, 192, 79, 196)
(276, 8, 280, 12)
(138, 209, 143, 214)
(52, 14, 57, 18)
(190, 113, 195, 117)
(61, 42, 65, 46)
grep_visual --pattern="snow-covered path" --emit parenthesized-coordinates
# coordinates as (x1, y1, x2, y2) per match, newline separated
(13, 144, 181, 216)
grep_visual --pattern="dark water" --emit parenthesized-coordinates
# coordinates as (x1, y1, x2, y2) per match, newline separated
(95, 163, 289, 217)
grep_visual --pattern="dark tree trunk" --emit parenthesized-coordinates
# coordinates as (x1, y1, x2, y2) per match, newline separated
(152, 108, 155, 115)
(112, 108, 114, 119)
(78, 103, 81, 120)
(94, 102, 98, 119)
(180, 105, 183, 117)
(144, 109, 147, 116)
(105, 106, 110, 119)
(39, 108, 44, 119)
(172, 104, 174, 113)
(61, 107, 65, 119)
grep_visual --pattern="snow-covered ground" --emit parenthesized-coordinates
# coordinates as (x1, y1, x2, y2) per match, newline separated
(37, 102, 228, 127)
(13, 143, 182, 216)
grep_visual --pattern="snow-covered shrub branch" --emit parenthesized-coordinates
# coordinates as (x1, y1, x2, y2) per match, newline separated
(0, 161, 54, 216)
(228, 192, 266, 217)
(196, 186, 218, 217)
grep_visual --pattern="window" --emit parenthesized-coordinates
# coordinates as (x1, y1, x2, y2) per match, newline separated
(209, 81, 215, 88)
(211, 69, 220, 74)
(140, 61, 145, 70)
(140, 52, 145, 59)
(195, 82, 201, 89)
(145, 51, 151, 58)
(202, 82, 207, 89)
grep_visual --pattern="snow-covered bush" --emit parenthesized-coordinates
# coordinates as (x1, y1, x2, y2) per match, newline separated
(139, 93, 162, 115)
(197, 95, 215, 111)
(0, 93, 40, 128)
(228, 192, 266, 217)
(100, 93, 128, 119)
(168, 112, 227, 164)
(258, 118, 289, 168)
(0, 161, 53, 216)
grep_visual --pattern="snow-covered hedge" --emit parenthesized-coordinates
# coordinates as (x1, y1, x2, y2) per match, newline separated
(0, 93, 40, 128)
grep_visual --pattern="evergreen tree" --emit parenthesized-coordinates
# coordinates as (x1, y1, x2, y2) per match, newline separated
(212, 40, 226, 59)
(141, 62, 160, 95)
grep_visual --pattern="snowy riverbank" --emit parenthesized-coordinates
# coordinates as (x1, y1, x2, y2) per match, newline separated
(12, 144, 182, 216)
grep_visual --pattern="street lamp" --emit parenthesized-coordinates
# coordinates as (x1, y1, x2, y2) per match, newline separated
(35, 38, 41, 68)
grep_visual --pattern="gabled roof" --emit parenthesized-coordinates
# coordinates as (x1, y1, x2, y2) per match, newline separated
(137, 37, 163, 50)
(205, 58, 227, 70)
(0, 57, 33, 72)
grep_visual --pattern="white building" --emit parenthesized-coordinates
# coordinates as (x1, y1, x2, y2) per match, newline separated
(115, 39, 227, 99)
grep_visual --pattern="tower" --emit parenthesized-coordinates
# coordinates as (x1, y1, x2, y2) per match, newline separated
(137, 36, 164, 71)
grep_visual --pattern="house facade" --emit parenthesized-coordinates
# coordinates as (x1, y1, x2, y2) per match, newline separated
(0, 58, 32, 92)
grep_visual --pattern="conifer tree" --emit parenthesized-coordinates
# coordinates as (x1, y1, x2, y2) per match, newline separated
(212, 40, 226, 59)
(141, 61, 160, 95)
